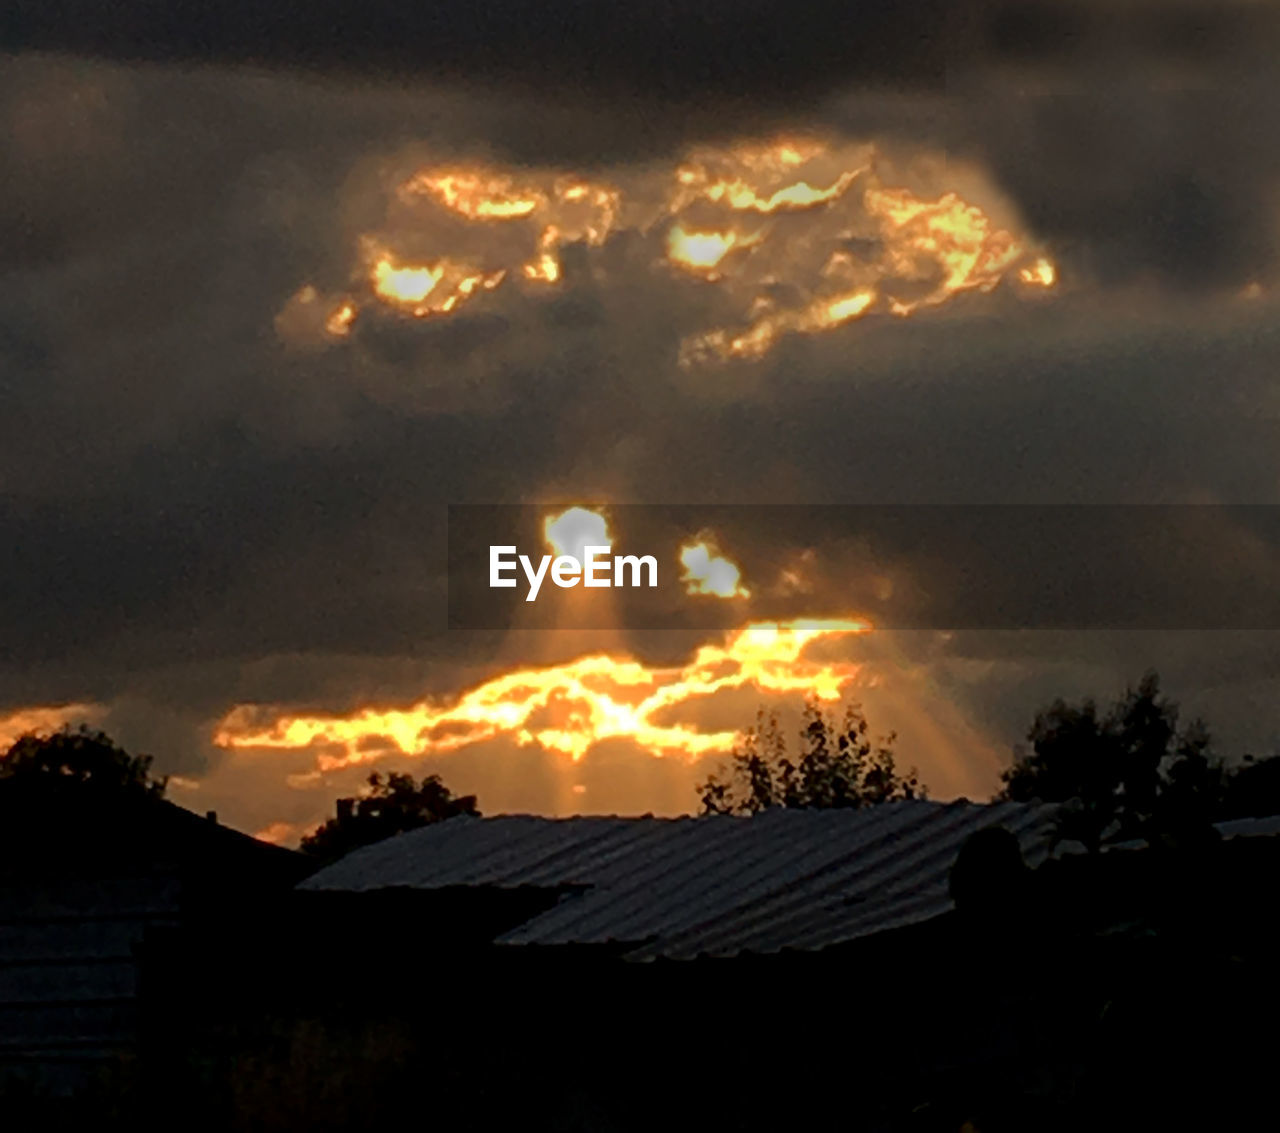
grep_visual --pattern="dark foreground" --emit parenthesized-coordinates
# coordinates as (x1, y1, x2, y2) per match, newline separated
(3, 833, 1277, 1132)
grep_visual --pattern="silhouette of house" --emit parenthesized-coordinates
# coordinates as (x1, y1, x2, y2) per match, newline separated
(135, 800, 1062, 1130)
(298, 799, 1059, 958)
(19, 798, 1280, 1130)
(0, 793, 311, 1089)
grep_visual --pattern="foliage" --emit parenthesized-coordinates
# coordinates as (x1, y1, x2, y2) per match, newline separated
(1219, 752, 1280, 820)
(1154, 717, 1226, 841)
(698, 697, 925, 815)
(0, 725, 167, 799)
(301, 771, 479, 860)
(999, 671, 1226, 851)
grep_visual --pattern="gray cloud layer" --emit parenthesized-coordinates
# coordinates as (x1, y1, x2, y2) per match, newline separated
(3, 45, 1280, 819)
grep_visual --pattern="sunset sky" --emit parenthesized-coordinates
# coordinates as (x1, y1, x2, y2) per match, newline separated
(3, 2, 1280, 845)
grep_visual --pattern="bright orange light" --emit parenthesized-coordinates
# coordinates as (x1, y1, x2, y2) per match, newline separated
(672, 140, 861, 214)
(863, 186, 1023, 311)
(324, 300, 357, 337)
(253, 821, 301, 846)
(287, 139, 1054, 364)
(823, 289, 877, 323)
(523, 253, 561, 283)
(667, 225, 760, 273)
(681, 287, 877, 365)
(705, 171, 859, 213)
(402, 169, 544, 220)
(368, 247, 506, 316)
(372, 256, 441, 305)
(1018, 257, 1057, 288)
(214, 618, 872, 767)
(0, 704, 105, 752)
(549, 180, 620, 245)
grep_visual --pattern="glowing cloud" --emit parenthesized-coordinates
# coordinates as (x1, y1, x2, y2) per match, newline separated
(544, 507, 612, 559)
(366, 248, 508, 316)
(253, 820, 303, 846)
(667, 225, 761, 274)
(274, 285, 363, 348)
(862, 186, 1023, 310)
(402, 168, 544, 220)
(214, 618, 871, 769)
(1018, 257, 1057, 288)
(679, 539, 751, 598)
(371, 256, 442, 305)
(670, 140, 862, 214)
(0, 704, 106, 751)
(324, 300, 357, 337)
(282, 136, 1055, 364)
(680, 287, 877, 366)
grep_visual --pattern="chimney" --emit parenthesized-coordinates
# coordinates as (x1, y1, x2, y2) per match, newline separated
(336, 798, 354, 823)
(205, 810, 217, 823)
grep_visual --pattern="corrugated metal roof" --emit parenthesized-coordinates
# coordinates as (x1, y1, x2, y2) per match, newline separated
(1214, 814, 1280, 840)
(302, 800, 1060, 959)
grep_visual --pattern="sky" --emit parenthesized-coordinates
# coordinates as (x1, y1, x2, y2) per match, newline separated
(3, 1, 1280, 844)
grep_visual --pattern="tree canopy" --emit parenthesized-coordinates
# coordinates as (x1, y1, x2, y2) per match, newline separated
(0, 725, 167, 800)
(699, 697, 925, 815)
(301, 770, 479, 861)
(999, 671, 1230, 851)
(1220, 752, 1280, 820)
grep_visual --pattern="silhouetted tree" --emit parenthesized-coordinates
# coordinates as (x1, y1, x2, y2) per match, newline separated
(1219, 753, 1280, 819)
(999, 672, 1224, 851)
(0, 726, 167, 800)
(699, 697, 925, 815)
(1002, 695, 1115, 852)
(1154, 717, 1226, 844)
(301, 771, 479, 861)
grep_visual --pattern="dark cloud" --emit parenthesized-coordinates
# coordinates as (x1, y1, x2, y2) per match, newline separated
(3, 1, 954, 102)
(940, 78, 1280, 290)
(6, 2, 1275, 103)
(447, 503, 1280, 631)
(3, 46, 1280, 829)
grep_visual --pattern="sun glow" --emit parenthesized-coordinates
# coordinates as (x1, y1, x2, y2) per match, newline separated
(284, 136, 1054, 363)
(402, 169, 544, 220)
(0, 704, 106, 751)
(544, 507, 612, 559)
(667, 225, 762, 273)
(371, 256, 442, 305)
(215, 618, 871, 768)
(1019, 257, 1057, 288)
(368, 249, 505, 316)
(679, 539, 751, 598)
(324, 300, 356, 337)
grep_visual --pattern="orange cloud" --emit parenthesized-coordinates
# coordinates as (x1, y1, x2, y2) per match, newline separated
(281, 136, 1055, 365)
(215, 618, 872, 771)
(0, 704, 106, 752)
(253, 820, 308, 846)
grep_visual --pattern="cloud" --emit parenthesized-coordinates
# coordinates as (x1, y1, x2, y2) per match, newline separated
(10, 2, 1276, 111)
(3, 1, 956, 103)
(3, 50, 1280, 832)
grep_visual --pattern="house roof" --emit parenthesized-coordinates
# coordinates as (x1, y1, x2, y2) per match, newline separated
(301, 799, 1059, 959)
(0, 790, 309, 885)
